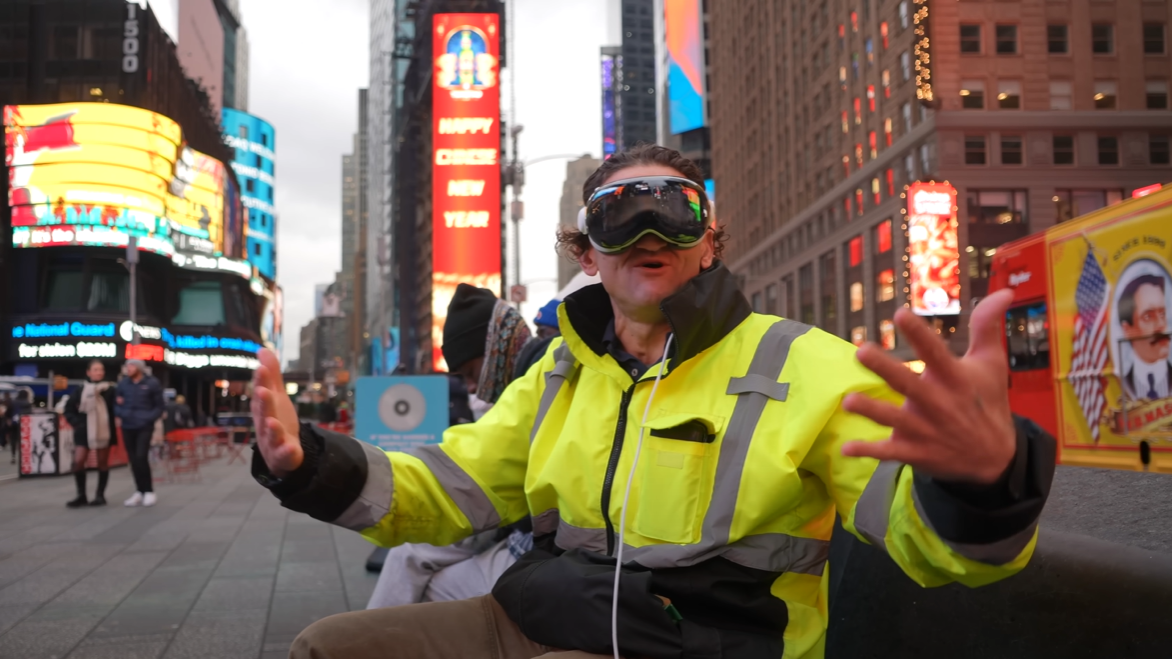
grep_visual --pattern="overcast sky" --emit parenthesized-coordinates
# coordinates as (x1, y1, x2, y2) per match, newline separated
(152, 0, 609, 368)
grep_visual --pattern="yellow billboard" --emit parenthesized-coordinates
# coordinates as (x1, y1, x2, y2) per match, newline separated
(1049, 199, 1172, 469)
(4, 102, 239, 259)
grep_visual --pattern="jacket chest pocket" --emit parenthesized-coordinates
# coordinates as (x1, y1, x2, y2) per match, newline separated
(632, 414, 722, 545)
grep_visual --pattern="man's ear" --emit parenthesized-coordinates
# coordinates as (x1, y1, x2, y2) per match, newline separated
(699, 231, 716, 270)
(579, 248, 600, 276)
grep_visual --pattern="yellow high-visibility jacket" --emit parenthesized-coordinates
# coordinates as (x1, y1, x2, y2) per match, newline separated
(259, 263, 1055, 659)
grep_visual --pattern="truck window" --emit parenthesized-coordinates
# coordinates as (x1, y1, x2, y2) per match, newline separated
(1006, 303, 1050, 371)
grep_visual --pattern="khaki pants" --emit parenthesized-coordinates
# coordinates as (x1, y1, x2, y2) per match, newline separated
(291, 594, 615, 659)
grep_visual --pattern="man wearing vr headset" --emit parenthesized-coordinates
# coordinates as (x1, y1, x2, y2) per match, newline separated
(251, 145, 1055, 659)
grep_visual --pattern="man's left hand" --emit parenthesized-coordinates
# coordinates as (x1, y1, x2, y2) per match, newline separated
(842, 289, 1017, 484)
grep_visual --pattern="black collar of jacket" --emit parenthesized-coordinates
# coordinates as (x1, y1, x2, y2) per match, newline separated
(562, 261, 752, 371)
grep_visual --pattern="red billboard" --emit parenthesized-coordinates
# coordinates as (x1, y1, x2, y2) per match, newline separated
(907, 181, 960, 316)
(432, 13, 502, 371)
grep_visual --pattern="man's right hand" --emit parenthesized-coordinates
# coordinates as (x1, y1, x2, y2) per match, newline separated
(252, 349, 303, 478)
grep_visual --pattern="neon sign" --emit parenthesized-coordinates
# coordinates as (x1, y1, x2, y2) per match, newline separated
(18, 342, 117, 359)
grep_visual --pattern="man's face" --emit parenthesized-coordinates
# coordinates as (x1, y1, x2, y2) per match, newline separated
(1122, 282, 1170, 364)
(87, 362, 105, 382)
(455, 356, 485, 395)
(125, 363, 141, 379)
(578, 164, 716, 323)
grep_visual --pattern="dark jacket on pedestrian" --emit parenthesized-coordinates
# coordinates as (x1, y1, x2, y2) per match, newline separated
(63, 383, 118, 447)
(115, 376, 165, 430)
(165, 401, 194, 433)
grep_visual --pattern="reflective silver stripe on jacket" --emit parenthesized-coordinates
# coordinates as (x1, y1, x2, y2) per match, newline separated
(854, 460, 906, 552)
(532, 319, 829, 577)
(333, 440, 396, 532)
(410, 444, 503, 534)
(530, 343, 577, 444)
(910, 483, 1038, 566)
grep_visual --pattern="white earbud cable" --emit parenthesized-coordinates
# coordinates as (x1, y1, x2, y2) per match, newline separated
(611, 333, 675, 659)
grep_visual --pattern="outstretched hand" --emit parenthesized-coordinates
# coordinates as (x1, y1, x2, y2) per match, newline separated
(842, 289, 1017, 484)
(251, 349, 303, 478)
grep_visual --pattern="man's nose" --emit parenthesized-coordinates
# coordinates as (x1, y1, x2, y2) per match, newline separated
(633, 234, 669, 251)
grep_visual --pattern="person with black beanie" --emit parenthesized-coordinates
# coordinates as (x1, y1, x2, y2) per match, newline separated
(441, 283, 498, 385)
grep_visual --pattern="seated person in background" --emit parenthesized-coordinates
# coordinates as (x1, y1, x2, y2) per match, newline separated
(366, 283, 534, 609)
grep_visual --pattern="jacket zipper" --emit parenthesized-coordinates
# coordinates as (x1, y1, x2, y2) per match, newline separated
(601, 385, 635, 556)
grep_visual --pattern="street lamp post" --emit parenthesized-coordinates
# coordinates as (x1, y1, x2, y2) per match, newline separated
(504, 146, 592, 303)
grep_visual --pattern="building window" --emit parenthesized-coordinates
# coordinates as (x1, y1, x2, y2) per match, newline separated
(1145, 23, 1166, 54)
(87, 271, 130, 313)
(842, 111, 849, 134)
(839, 23, 846, 49)
(849, 235, 864, 267)
(995, 25, 1018, 54)
(967, 190, 1028, 224)
(1151, 135, 1171, 165)
(867, 86, 876, 112)
(254, 242, 263, 257)
(765, 284, 778, 315)
(967, 246, 998, 281)
(851, 326, 868, 346)
(820, 252, 838, 332)
(998, 80, 1021, 109)
(869, 132, 878, 159)
(879, 319, 897, 350)
(960, 24, 982, 53)
(851, 11, 859, 32)
(899, 1, 909, 30)
(1094, 81, 1117, 109)
(1053, 189, 1124, 222)
(877, 269, 895, 302)
(875, 219, 893, 253)
(965, 136, 987, 165)
(902, 102, 912, 132)
(882, 70, 891, 97)
(172, 281, 226, 325)
(905, 153, 916, 182)
(246, 179, 255, 193)
(872, 176, 882, 204)
(884, 118, 894, 146)
(855, 189, 865, 215)
(1053, 135, 1075, 165)
(1050, 81, 1073, 110)
(1092, 24, 1114, 54)
(881, 22, 889, 49)
(920, 144, 932, 175)
(886, 168, 895, 196)
(44, 265, 84, 310)
(1001, 136, 1023, 165)
(960, 80, 985, 109)
(1147, 81, 1169, 110)
(1098, 136, 1119, 165)
(901, 51, 911, 81)
(856, 143, 864, 166)
(854, 97, 862, 124)
(866, 38, 874, 64)
(1006, 303, 1050, 372)
(751, 292, 763, 313)
(850, 283, 865, 313)
(1048, 25, 1068, 54)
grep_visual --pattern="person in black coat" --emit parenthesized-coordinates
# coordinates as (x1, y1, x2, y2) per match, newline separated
(62, 360, 118, 507)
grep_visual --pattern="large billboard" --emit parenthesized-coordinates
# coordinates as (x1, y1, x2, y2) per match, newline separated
(4, 103, 246, 272)
(432, 13, 502, 371)
(665, 0, 706, 134)
(222, 108, 277, 280)
(906, 181, 960, 316)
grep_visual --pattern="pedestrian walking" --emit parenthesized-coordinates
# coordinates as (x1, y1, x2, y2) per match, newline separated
(62, 360, 118, 507)
(114, 359, 164, 507)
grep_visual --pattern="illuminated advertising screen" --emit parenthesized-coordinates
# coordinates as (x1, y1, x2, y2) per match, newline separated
(222, 108, 277, 280)
(665, 0, 706, 134)
(601, 52, 618, 157)
(5, 102, 248, 275)
(432, 13, 502, 371)
(906, 181, 960, 316)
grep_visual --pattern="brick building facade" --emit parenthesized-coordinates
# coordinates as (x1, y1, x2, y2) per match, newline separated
(709, 0, 1172, 357)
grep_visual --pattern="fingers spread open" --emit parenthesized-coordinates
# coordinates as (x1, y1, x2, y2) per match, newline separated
(841, 438, 928, 464)
(894, 309, 962, 385)
(842, 393, 937, 441)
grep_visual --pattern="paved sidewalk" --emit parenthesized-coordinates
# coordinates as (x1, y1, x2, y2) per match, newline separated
(0, 454, 379, 659)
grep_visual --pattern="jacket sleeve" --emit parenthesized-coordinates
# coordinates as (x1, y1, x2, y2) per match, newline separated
(63, 387, 84, 429)
(253, 343, 554, 549)
(800, 359, 1057, 589)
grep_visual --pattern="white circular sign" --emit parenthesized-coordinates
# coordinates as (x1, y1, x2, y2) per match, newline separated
(378, 383, 427, 432)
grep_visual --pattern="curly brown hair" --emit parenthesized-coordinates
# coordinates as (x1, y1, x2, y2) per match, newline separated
(555, 144, 728, 261)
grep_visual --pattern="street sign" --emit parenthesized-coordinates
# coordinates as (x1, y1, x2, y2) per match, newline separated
(355, 376, 449, 452)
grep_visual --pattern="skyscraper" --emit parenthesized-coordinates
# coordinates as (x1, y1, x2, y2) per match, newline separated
(601, 0, 659, 156)
(710, 0, 1172, 355)
(558, 156, 602, 289)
